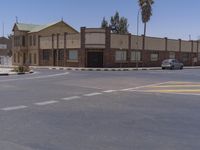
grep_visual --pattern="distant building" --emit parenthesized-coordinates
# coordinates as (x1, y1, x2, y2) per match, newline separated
(0, 37, 12, 66)
(12, 20, 200, 68)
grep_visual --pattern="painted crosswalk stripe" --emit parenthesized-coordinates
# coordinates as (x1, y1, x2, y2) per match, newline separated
(61, 96, 81, 101)
(1, 105, 28, 111)
(84, 93, 102, 97)
(35, 100, 58, 106)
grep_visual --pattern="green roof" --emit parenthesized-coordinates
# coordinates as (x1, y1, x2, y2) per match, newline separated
(14, 21, 78, 33)
(15, 23, 40, 32)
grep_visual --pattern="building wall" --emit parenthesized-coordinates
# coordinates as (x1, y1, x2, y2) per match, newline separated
(12, 23, 200, 68)
(145, 37, 166, 51)
(167, 39, 180, 52)
(111, 34, 129, 49)
(131, 35, 143, 50)
(66, 34, 81, 49)
(181, 40, 192, 52)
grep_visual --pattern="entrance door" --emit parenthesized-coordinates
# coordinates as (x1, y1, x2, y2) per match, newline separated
(87, 52, 103, 68)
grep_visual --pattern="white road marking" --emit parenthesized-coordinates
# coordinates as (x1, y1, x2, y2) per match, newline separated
(119, 88, 136, 92)
(103, 90, 118, 93)
(61, 96, 81, 101)
(0, 72, 69, 83)
(34, 100, 59, 106)
(84, 92, 102, 97)
(1, 105, 28, 111)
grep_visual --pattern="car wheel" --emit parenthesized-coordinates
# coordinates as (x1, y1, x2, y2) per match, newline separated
(162, 67, 165, 70)
(170, 66, 174, 70)
(180, 66, 183, 70)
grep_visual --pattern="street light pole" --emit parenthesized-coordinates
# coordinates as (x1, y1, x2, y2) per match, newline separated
(136, 9, 140, 69)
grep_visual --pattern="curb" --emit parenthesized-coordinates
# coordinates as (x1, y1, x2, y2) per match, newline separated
(0, 71, 34, 76)
(31, 67, 162, 71)
(30, 66, 200, 72)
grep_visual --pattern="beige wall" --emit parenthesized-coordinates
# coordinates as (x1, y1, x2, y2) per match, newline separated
(38, 22, 78, 36)
(85, 28, 105, 33)
(167, 39, 179, 52)
(131, 35, 143, 50)
(111, 34, 129, 49)
(53, 35, 57, 49)
(145, 37, 165, 51)
(40, 36, 52, 49)
(181, 40, 192, 52)
(193, 41, 198, 53)
(59, 34, 64, 49)
(66, 34, 80, 49)
(85, 33, 105, 45)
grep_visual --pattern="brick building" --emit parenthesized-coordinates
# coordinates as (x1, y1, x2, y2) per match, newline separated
(12, 21, 200, 67)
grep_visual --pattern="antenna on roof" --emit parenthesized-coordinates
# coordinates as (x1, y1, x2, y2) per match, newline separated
(16, 16, 18, 23)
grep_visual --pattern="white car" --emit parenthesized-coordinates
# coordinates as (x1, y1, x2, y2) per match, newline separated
(162, 59, 183, 70)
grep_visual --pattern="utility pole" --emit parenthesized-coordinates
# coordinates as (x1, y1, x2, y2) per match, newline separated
(2, 22, 4, 37)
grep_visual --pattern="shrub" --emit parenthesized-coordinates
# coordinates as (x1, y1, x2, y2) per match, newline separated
(14, 66, 30, 73)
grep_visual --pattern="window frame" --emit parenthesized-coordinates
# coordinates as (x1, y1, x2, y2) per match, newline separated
(68, 50, 78, 61)
(150, 53, 159, 62)
(115, 50, 127, 62)
(131, 51, 141, 62)
(43, 50, 50, 61)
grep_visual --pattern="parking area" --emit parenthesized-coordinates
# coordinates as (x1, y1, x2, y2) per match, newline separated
(0, 68, 200, 150)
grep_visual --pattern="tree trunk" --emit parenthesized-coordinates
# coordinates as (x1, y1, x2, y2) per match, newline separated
(142, 22, 147, 67)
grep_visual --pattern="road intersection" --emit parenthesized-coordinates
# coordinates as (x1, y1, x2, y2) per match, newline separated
(0, 69, 200, 149)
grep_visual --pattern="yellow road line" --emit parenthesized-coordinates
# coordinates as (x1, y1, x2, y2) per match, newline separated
(151, 85, 200, 88)
(163, 82, 200, 85)
(144, 89, 200, 93)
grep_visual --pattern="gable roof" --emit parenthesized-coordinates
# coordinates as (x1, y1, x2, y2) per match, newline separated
(13, 23, 40, 32)
(13, 21, 79, 33)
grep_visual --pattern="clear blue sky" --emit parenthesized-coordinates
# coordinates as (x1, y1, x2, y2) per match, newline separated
(1, 0, 200, 40)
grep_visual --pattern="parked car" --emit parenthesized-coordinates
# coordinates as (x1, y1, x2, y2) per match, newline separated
(161, 59, 183, 70)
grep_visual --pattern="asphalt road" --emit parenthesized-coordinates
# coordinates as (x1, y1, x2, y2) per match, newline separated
(0, 69, 200, 150)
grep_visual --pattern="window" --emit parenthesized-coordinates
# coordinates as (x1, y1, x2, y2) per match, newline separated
(34, 53, 37, 64)
(197, 53, 200, 61)
(151, 53, 159, 61)
(58, 50, 64, 60)
(29, 53, 32, 64)
(169, 52, 175, 59)
(29, 36, 32, 46)
(115, 51, 127, 61)
(17, 52, 20, 63)
(0, 57, 2, 65)
(22, 36, 26, 47)
(182, 53, 189, 62)
(43, 50, 50, 60)
(131, 51, 141, 61)
(33, 35, 36, 46)
(14, 36, 21, 47)
(69, 50, 78, 61)
(14, 53, 16, 63)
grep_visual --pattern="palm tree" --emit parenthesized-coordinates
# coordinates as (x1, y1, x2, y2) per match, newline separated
(138, 0, 154, 36)
(138, 0, 154, 66)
